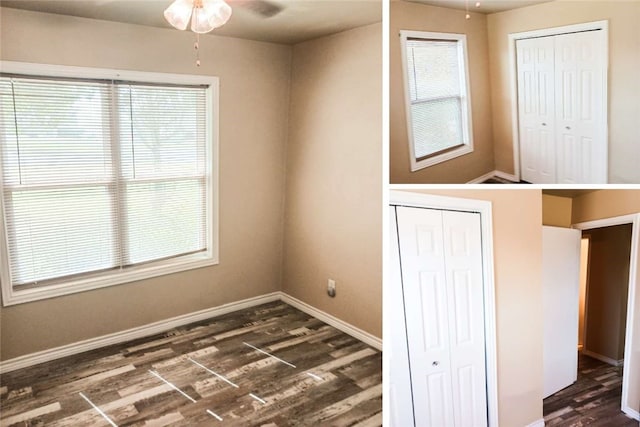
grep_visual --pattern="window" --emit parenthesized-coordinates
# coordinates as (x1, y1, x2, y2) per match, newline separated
(0, 62, 218, 305)
(400, 31, 474, 171)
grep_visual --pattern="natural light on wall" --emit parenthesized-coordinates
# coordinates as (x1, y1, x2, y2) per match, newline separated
(400, 31, 474, 172)
(0, 63, 218, 305)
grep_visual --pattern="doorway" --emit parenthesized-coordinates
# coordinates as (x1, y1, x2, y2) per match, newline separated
(575, 215, 638, 419)
(580, 224, 632, 367)
(543, 213, 639, 421)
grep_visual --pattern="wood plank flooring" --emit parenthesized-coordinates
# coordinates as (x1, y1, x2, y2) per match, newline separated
(0, 302, 382, 426)
(543, 353, 638, 426)
(481, 177, 527, 184)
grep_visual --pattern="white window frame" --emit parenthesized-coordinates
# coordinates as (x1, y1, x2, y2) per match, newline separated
(399, 30, 474, 172)
(0, 61, 219, 306)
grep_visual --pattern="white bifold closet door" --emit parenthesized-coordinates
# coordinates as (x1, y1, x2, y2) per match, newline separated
(395, 206, 487, 427)
(517, 30, 605, 184)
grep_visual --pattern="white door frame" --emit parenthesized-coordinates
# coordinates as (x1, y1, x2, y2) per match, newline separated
(389, 191, 499, 427)
(573, 213, 640, 420)
(388, 206, 416, 426)
(508, 20, 609, 183)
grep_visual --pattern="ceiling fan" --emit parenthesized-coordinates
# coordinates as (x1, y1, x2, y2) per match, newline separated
(164, 0, 283, 34)
(162, 0, 283, 66)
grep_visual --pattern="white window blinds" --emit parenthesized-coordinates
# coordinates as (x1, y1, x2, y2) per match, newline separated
(0, 75, 209, 288)
(401, 31, 473, 170)
(404, 37, 470, 161)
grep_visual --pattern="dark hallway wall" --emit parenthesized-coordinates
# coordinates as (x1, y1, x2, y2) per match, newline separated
(583, 223, 632, 361)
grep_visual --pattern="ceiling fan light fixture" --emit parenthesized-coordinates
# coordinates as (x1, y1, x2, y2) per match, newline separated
(164, 0, 234, 67)
(208, 0, 233, 29)
(164, 0, 193, 31)
(165, 0, 232, 33)
(191, 2, 216, 33)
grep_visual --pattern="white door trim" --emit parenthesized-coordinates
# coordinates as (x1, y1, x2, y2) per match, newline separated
(573, 213, 640, 420)
(389, 190, 499, 427)
(388, 206, 416, 426)
(508, 20, 609, 183)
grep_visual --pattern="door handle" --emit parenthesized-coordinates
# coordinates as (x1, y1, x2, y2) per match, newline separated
(432, 361, 439, 366)
(565, 126, 571, 130)
(542, 123, 547, 126)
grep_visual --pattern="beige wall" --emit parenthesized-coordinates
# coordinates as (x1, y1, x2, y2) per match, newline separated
(488, 0, 640, 182)
(390, 1, 495, 183)
(0, 7, 293, 360)
(542, 194, 572, 227)
(282, 24, 382, 338)
(405, 189, 543, 427)
(572, 190, 640, 414)
(583, 224, 632, 361)
(572, 190, 640, 224)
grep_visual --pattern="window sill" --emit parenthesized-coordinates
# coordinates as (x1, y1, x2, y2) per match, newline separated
(410, 144, 474, 172)
(1, 252, 218, 306)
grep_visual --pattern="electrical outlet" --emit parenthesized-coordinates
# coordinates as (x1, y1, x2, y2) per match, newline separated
(327, 279, 336, 297)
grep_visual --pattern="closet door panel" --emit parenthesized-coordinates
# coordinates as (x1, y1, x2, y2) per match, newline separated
(517, 36, 556, 184)
(517, 38, 539, 182)
(443, 211, 488, 426)
(396, 207, 454, 427)
(555, 30, 605, 183)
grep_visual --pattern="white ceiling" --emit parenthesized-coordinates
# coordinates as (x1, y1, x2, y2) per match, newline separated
(406, 0, 555, 14)
(0, 0, 382, 45)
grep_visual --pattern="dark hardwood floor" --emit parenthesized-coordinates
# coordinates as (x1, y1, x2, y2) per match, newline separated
(482, 177, 517, 184)
(0, 302, 382, 426)
(543, 353, 638, 426)
(481, 177, 528, 184)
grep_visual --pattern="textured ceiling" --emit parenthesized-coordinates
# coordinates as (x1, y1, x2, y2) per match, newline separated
(0, 0, 382, 45)
(405, 0, 555, 14)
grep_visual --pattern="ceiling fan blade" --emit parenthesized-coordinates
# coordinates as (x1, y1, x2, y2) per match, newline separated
(234, 0, 283, 18)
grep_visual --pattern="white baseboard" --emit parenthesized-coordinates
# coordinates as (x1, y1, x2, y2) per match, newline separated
(280, 293, 382, 351)
(494, 170, 519, 182)
(525, 418, 545, 427)
(622, 405, 640, 421)
(582, 349, 624, 366)
(467, 170, 497, 184)
(467, 170, 519, 184)
(0, 292, 280, 374)
(0, 291, 382, 374)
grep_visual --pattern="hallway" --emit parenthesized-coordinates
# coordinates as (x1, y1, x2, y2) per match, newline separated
(543, 354, 637, 426)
